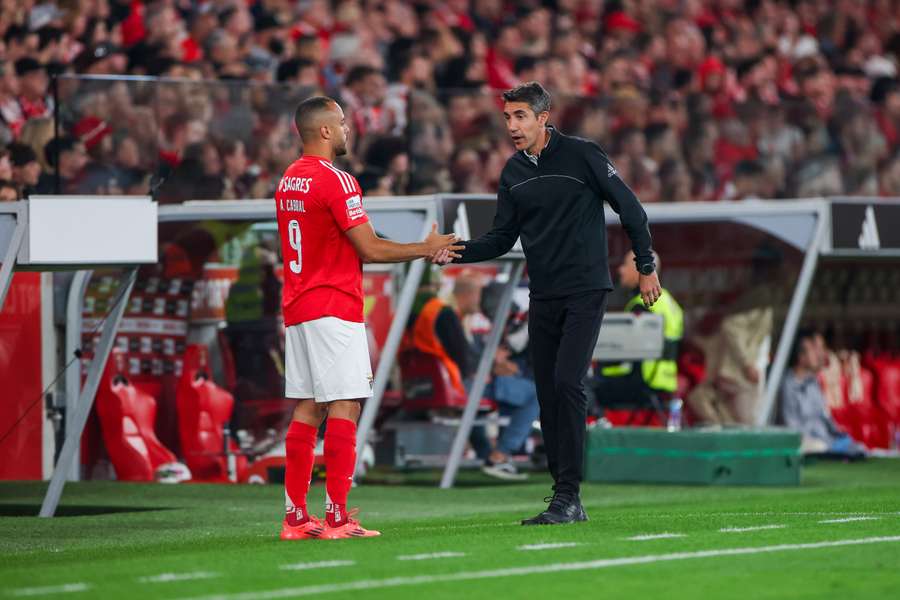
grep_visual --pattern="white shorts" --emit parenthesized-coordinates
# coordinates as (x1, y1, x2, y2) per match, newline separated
(285, 317, 374, 402)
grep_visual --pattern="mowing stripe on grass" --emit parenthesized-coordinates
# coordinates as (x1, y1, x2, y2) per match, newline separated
(138, 572, 219, 584)
(7, 583, 89, 596)
(518, 543, 580, 551)
(175, 536, 900, 600)
(279, 561, 355, 571)
(720, 525, 786, 533)
(626, 533, 686, 541)
(397, 552, 466, 561)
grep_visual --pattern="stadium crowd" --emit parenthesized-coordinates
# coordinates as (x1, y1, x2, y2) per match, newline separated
(1, 0, 900, 202)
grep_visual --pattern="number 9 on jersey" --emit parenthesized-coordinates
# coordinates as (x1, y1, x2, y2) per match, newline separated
(288, 219, 302, 274)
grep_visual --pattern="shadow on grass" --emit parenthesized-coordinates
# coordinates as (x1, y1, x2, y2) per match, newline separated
(0, 504, 176, 517)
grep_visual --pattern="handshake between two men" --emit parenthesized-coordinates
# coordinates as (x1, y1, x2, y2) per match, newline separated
(423, 223, 464, 265)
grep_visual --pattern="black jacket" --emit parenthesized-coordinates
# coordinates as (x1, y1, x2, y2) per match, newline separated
(455, 127, 653, 300)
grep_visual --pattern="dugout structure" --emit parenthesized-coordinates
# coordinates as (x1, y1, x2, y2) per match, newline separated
(0, 196, 157, 516)
(50, 196, 900, 491)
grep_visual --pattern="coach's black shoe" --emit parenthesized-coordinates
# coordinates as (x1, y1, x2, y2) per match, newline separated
(521, 491, 588, 525)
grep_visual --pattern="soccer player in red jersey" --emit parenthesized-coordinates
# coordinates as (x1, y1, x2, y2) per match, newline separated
(276, 96, 462, 540)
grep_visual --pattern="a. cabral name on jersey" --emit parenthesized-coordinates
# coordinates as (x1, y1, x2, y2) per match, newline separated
(279, 176, 312, 193)
(279, 198, 306, 212)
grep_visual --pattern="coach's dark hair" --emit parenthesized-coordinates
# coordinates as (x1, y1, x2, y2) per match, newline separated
(502, 81, 551, 115)
(294, 95, 337, 140)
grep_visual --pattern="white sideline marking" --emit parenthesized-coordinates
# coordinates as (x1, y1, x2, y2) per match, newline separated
(279, 560, 355, 571)
(626, 533, 686, 541)
(138, 572, 219, 584)
(819, 517, 880, 524)
(720, 525, 786, 533)
(8, 584, 89, 596)
(518, 543, 580, 551)
(175, 536, 900, 600)
(397, 552, 466, 561)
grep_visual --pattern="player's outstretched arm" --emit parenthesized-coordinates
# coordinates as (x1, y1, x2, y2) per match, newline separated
(345, 222, 464, 264)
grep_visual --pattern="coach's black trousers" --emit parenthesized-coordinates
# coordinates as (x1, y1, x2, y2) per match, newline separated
(528, 290, 608, 496)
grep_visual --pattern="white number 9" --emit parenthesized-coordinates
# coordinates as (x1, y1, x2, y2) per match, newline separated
(288, 219, 302, 274)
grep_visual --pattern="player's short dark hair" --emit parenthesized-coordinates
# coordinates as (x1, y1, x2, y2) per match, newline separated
(502, 81, 551, 115)
(294, 95, 338, 141)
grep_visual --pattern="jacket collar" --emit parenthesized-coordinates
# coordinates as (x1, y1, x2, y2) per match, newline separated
(521, 126, 559, 165)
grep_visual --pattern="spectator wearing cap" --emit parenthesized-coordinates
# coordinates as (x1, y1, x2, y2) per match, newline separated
(76, 42, 127, 75)
(14, 58, 53, 122)
(35, 135, 88, 195)
(8, 142, 41, 198)
(72, 116, 113, 160)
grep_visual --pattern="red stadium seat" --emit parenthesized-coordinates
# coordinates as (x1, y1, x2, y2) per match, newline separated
(828, 363, 891, 449)
(398, 350, 468, 412)
(95, 350, 177, 481)
(176, 345, 247, 482)
(874, 358, 900, 424)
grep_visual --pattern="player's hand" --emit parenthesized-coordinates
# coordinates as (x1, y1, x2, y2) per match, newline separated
(431, 247, 459, 265)
(639, 271, 662, 307)
(424, 223, 464, 257)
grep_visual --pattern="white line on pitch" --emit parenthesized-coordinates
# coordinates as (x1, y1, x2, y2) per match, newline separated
(819, 517, 880, 524)
(173, 535, 900, 600)
(518, 542, 581, 551)
(8, 583, 89, 596)
(626, 533, 686, 541)
(720, 525, 786, 533)
(279, 560, 355, 571)
(397, 552, 466, 561)
(138, 572, 219, 584)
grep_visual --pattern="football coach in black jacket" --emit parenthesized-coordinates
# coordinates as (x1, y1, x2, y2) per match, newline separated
(433, 82, 661, 525)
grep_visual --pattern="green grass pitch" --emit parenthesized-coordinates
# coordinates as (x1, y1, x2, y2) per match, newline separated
(1, 459, 899, 599)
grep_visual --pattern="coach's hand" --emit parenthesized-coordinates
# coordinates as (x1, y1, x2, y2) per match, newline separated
(639, 271, 662, 307)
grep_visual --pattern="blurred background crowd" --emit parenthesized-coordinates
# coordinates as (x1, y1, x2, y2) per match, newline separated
(2, 0, 900, 203)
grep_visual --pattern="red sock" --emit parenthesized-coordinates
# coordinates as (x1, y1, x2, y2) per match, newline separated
(324, 418, 356, 527)
(285, 420, 318, 526)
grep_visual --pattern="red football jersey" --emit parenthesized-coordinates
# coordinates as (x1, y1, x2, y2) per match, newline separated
(275, 154, 369, 325)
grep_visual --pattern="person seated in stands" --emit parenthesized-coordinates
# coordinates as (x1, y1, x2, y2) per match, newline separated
(476, 280, 540, 481)
(591, 250, 684, 414)
(402, 265, 473, 398)
(780, 329, 866, 457)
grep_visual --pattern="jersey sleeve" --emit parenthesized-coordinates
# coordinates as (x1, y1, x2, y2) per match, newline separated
(325, 171, 369, 231)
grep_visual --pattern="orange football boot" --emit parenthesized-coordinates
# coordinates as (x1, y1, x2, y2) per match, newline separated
(319, 509, 381, 539)
(280, 515, 325, 540)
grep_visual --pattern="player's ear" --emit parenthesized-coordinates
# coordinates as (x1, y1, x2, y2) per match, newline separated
(320, 124, 331, 140)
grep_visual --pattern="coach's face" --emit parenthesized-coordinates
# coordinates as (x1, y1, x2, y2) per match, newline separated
(327, 102, 351, 156)
(504, 101, 549, 151)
